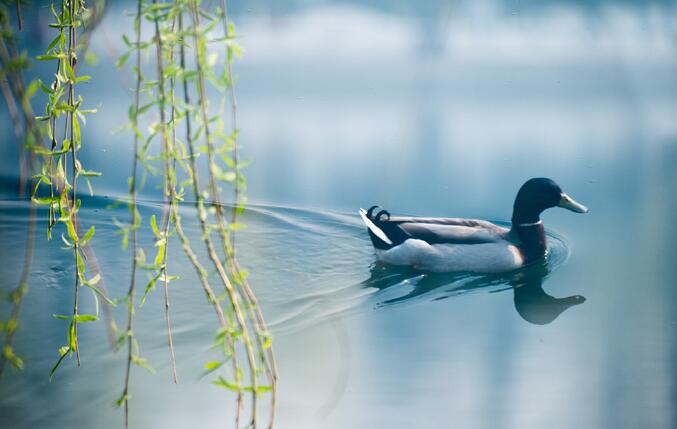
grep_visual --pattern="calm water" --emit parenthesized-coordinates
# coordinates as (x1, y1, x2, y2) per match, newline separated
(1, 1, 677, 428)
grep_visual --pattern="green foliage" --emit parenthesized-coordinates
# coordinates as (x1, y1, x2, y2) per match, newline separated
(29, 0, 102, 377)
(0, 2, 41, 379)
(3, 345, 24, 371)
(2, 1, 277, 426)
(113, 1, 277, 426)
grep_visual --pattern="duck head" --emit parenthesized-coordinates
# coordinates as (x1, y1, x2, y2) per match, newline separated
(512, 178, 588, 225)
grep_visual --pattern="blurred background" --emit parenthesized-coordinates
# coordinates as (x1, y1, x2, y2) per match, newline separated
(0, 1, 676, 428)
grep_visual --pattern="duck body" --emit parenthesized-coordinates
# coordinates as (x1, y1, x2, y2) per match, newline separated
(360, 178, 587, 273)
(361, 212, 527, 273)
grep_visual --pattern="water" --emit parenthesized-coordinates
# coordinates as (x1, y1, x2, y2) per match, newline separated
(1, 1, 677, 428)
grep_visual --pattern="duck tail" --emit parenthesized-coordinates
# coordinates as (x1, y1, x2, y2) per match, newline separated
(359, 206, 394, 249)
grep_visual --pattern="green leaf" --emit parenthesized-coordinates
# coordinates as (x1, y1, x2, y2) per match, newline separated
(49, 347, 70, 381)
(150, 215, 160, 237)
(31, 196, 59, 205)
(67, 219, 78, 243)
(256, 385, 272, 394)
(228, 223, 246, 231)
(3, 318, 17, 334)
(121, 230, 129, 251)
(116, 51, 130, 69)
(140, 272, 161, 306)
(214, 327, 230, 346)
(73, 115, 81, 145)
(85, 283, 114, 305)
(36, 54, 61, 61)
(131, 355, 156, 374)
(80, 225, 95, 246)
(82, 273, 101, 286)
(68, 320, 77, 352)
(46, 34, 61, 52)
(65, 61, 76, 82)
(157, 274, 179, 283)
(204, 361, 223, 372)
(262, 334, 273, 350)
(52, 314, 72, 320)
(61, 233, 73, 248)
(31, 145, 70, 156)
(115, 393, 131, 408)
(154, 242, 165, 267)
(24, 80, 39, 102)
(212, 376, 240, 392)
(75, 314, 99, 323)
(3, 345, 24, 370)
(76, 250, 85, 276)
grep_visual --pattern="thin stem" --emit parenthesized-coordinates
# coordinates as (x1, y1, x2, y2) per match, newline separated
(122, 1, 143, 426)
(219, 2, 278, 425)
(15, 0, 22, 31)
(67, 0, 81, 367)
(234, 260, 279, 429)
(220, 0, 240, 247)
(151, 0, 178, 383)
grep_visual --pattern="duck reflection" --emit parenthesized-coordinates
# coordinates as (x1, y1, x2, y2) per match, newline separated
(362, 260, 585, 325)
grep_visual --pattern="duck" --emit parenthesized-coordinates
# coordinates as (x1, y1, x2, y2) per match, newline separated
(359, 177, 588, 273)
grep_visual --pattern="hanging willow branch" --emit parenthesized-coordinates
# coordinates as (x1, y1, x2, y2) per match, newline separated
(3, 5, 278, 428)
(0, 0, 112, 379)
(218, 3, 279, 421)
(30, 0, 109, 378)
(115, 1, 277, 427)
(0, 3, 39, 377)
(119, 0, 143, 425)
(177, 9, 245, 426)
(150, 0, 178, 383)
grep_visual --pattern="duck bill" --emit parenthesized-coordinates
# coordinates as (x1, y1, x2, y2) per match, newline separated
(558, 193, 588, 213)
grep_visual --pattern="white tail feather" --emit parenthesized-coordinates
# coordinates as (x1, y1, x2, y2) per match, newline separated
(359, 208, 393, 245)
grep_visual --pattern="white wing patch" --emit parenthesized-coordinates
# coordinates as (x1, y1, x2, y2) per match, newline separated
(359, 208, 393, 245)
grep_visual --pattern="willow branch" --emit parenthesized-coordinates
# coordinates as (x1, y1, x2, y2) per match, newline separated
(188, 5, 260, 427)
(67, 0, 81, 367)
(219, 2, 278, 425)
(151, 0, 178, 384)
(122, 0, 143, 426)
(178, 11, 243, 426)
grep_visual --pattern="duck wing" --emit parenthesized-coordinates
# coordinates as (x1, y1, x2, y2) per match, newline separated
(396, 220, 508, 245)
(389, 216, 503, 229)
(360, 208, 509, 249)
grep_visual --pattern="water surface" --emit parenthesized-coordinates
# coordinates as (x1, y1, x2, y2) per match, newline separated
(1, 1, 676, 428)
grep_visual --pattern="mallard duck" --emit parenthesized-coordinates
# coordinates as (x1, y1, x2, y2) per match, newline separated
(359, 178, 588, 273)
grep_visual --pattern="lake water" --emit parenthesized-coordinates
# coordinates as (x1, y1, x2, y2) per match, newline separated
(1, 1, 676, 428)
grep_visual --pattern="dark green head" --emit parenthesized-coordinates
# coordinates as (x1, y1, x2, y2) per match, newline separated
(512, 178, 588, 225)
